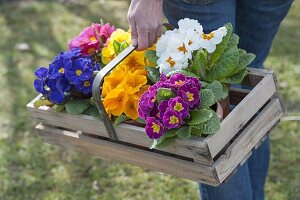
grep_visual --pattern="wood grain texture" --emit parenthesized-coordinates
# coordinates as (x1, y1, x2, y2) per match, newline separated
(205, 74, 277, 158)
(214, 98, 283, 182)
(35, 124, 220, 186)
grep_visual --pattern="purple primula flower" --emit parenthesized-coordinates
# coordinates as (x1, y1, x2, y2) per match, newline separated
(168, 97, 189, 118)
(145, 117, 165, 139)
(158, 100, 168, 119)
(150, 106, 160, 120)
(163, 108, 182, 129)
(169, 73, 186, 87)
(177, 83, 200, 108)
(186, 76, 202, 91)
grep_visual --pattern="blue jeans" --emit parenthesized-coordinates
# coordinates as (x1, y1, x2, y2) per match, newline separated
(163, 0, 293, 200)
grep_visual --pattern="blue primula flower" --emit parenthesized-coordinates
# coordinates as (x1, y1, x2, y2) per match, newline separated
(33, 67, 49, 94)
(65, 57, 94, 85)
(74, 78, 93, 95)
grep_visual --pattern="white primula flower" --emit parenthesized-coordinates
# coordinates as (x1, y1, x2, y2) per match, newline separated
(184, 29, 201, 51)
(157, 53, 188, 75)
(167, 35, 192, 59)
(178, 18, 203, 34)
(199, 26, 228, 53)
(156, 29, 180, 57)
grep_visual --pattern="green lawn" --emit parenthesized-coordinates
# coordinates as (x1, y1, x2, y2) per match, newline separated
(0, 1, 299, 199)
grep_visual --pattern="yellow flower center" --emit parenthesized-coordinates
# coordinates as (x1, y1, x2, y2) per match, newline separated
(58, 67, 65, 74)
(76, 69, 82, 76)
(202, 32, 215, 40)
(177, 44, 188, 53)
(174, 102, 184, 112)
(186, 92, 194, 101)
(83, 81, 90, 87)
(170, 116, 179, 124)
(166, 57, 176, 68)
(90, 36, 97, 41)
(188, 40, 193, 45)
(152, 123, 161, 134)
(175, 80, 183, 85)
(88, 47, 95, 54)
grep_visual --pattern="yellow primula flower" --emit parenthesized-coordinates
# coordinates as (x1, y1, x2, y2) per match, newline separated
(102, 67, 126, 97)
(103, 84, 129, 117)
(124, 96, 139, 120)
(125, 71, 148, 95)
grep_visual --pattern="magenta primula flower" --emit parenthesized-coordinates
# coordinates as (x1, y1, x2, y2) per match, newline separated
(168, 97, 189, 118)
(158, 100, 168, 119)
(68, 23, 115, 56)
(163, 108, 182, 129)
(170, 73, 186, 87)
(145, 117, 164, 139)
(177, 83, 200, 109)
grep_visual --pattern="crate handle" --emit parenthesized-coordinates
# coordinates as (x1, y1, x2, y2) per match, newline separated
(92, 45, 137, 141)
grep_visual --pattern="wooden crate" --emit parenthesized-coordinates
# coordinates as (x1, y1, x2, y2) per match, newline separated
(27, 68, 284, 186)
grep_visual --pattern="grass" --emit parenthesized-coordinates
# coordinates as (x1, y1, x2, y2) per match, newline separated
(0, 0, 299, 199)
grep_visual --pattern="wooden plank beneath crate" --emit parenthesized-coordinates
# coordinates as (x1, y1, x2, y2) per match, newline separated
(35, 124, 220, 186)
(205, 74, 277, 158)
(214, 98, 283, 182)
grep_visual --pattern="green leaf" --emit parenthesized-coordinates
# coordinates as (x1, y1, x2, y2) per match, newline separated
(188, 108, 213, 125)
(120, 41, 129, 52)
(113, 40, 121, 55)
(220, 68, 248, 84)
(156, 137, 177, 148)
(150, 129, 177, 149)
(114, 114, 129, 126)
(176, 126, 192, 139)
(193, 112, 221, 135)
(33, 99, 53, 108)
(163, 23, 174, 31)
(54, 104, 65, 112)
(191, 49, 207, 79)
(83, 105, 103, 121)
(191, 127, 202, 136)
(206, 81, 228, 101)
(65, 99, 90, 115)
(200, 89, 215, 108)
(227, 33, 239, 50)
(145, 50, 158, 65)
(238, 49, 256, 68)
(156, 88, 176, 103)
(146, 66, 160, 84)
(206, 47, 239, 81)
(135, 117, 145, 125)
(209, 23, 233, 66)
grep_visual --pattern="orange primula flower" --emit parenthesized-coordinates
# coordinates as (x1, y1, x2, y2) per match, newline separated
(126, 71, 148, 94)
(103, 84, 129, 116)
(124, 96, 139, 120)
(102, 68, 126, 97)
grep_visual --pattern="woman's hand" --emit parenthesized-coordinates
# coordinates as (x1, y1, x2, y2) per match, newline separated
(127, 0, 164, 51)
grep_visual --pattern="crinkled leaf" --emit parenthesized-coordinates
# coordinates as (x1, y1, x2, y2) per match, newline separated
(238, 49, 256, 68)
(114, 114, 129, 126)
(176, 126, 192, 139)
(163, 23, 174, 31)
(34, 99, 53, 108)
(65, 99, 90, 115)
(146, 66, 160, 84)
(206, 47, 239, 81)
(191, 127, 202, 136)
(120, 41, 129, 52)
(156, 137, 177, 148)
(227, 33, 239, 50)
(220, 68, 248, 84)
(83, 105, 103, 121)
(200, 89, 215, 108)
(145, 50, 158, 65)
(135, 117, 145, 125)
(191, 49, 207, 79)
(150, 129, 177, 149)
(209, 23, 233, 67)
(54, 104, 65, 112)
(206, 81, 228, 101)
(188, 108, 213, 125)
(193, 112, 221, 135)
(156, 88, 176, 103)
(113, 40, 121, 55)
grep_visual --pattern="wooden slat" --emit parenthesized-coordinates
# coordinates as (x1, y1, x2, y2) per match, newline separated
(35, 124, 220, 186)
(214, 98, 283, 182)
(205, 74, 277, 158)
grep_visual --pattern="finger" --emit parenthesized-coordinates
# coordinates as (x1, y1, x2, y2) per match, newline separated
(149, 32, 156, 48)
(155, 26, 162, 43)
(128, 16, 138, 47)
(137, 29, 149, 51)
